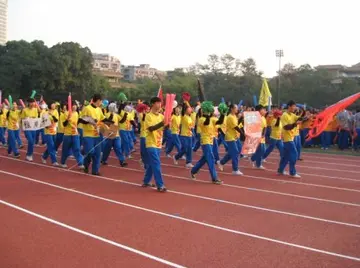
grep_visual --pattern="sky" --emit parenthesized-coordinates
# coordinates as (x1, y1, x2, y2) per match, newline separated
(8, 0, 360, 77)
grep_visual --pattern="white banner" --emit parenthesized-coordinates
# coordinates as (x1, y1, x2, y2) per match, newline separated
(22, 114, 52, 131)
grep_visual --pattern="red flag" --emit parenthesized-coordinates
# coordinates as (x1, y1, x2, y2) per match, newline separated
(307, 92, 360, 140)
(68, 93, 72, 115)
(157, 85, 163, 105)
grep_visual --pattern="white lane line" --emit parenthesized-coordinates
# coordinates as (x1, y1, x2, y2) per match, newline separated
(0, 172, 359, 262)
(2, 155, 360, 210)
(0, 199, 187, 268)
(2, 167, 360, 230)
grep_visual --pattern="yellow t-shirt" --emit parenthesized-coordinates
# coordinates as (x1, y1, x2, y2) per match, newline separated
(199, 117, 217, 145)
(7, 110, 21, 130)
(170, 115, 181, 134)
(260, 116, 267, 143)
(58, 112, 66, 134)
(78, 109, 84, 130)
(190, 112, 196, 125)
(128, 111, 135, 131)
(225, 114, 238, 142)
(119, 111, 132, 131)
(270, 118, 282, 140)
(139, 113, 147, 138)
(236, 122, 243, 139)
(21, 107, 38, 119)
(180, 115, 193, 137)
(44, 110, 59, 135)
(105, 112, 120, 137)
(81, 104, 105, 137)
(63, 111, 79, 136)
(281, 112, 299, 142)
(0, 108, 8, 127)
(144, 112, 164, 148)
(196, 117, 202, 134)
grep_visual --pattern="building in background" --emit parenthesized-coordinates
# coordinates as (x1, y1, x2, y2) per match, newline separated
(0, 0, 8, 45)
(316, 63, 360, 78)
(92, 53, 123, 88)
(122, 64, 166, 81)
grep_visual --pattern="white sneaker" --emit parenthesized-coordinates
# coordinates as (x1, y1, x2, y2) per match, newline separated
(255, 166, 265, 170)
(41, 157, 47, 164)
(291, 174, 301, 179)
(26, 155, 33, 162)
(262, 159, 267, 163)
(181, 156, 186, 160)
(128, 155, 133, 159)
(185, 163, 194, 168)
(216, 160, 220, 165)
(61, 164, 68, 168)
(78, 165, 85, 170)
(218, 164, 224, 171)
(166, 154, 172, 158)
(278, 171, 289, 176)
(173, 156, 178, 165)
(232, 170, 243, 175)
(52, 162, 59, 167)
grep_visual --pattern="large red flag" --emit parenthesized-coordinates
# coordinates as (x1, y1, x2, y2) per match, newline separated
(307, 92, 360, 140)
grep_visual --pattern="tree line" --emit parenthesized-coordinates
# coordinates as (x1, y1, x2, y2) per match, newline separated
(1, 40, 359, 108)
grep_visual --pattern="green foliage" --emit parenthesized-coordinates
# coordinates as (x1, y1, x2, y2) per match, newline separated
(0, 40, 109, 101)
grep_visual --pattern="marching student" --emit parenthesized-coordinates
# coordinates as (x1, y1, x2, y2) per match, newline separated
(174, 103, 194, 167)
(250, 105, 267, 169)
(55, 102, 67, 153)
(137, 102, 150, 168)
(192, 106, 202, 152)
(190, 101, 222, 184)
(101, 102, 128, 167)
(60, 101, 84, 169)
(294, 108, 306, 160)
(118, 104, 133, 159)
(165, 105, 182, 157)
(277, 100, 302, 178)
(41, 102, 59, 166)
(262, 108, 284, 160)
(218, 104, 243, 175)
(21, 98, 40, 162)
(79, 94, 106, 175)
(35, 102, 47, 147)
(142, 97, 167, 192)
(6, 102, 21, 158)
(0, 103, 7, 147)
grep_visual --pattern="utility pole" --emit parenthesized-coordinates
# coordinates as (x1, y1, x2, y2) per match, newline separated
(275, 49, 284, 107)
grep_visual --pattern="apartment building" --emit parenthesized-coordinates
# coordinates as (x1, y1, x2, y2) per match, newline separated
(92, 53, 123, 88)
(122, 64, 166, 81)
(0, 0, 8, 45)
(316, 63, 360, 78)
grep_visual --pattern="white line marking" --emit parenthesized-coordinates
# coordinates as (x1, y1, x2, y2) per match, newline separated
(0, 199, 187, 268)
(0, 172, 359, 262)
(2, 167, 360, 230)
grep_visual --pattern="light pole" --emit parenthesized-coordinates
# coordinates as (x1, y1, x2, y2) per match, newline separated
(275, 49, 284, 107)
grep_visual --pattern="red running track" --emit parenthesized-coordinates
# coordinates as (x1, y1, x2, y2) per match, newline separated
(1, 142, 360, 267)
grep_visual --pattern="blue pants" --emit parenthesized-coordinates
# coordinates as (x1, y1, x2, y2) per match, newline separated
(120, 130, 130, 157)
(24, 130, 36, 156)
(127, 130, 134, 151)
(83, 136, 102, 174)
(278, 141, 298, 176)
(14, 129, 22, 146)
(42, 135, 57, 164)
(263, 138, 284, 159)
(265, 126, 271, 144)
(162, 128, 171, 146)
(78, 128, 83, 146)
(7, 130, 19, 156)
(294, 135, 302, 160)
(218, 132, 228, 151)
(251, 143, 266, 167)
(61, 135, 83, 166)
(35, 129, 45, 145)
(131, 129, 136, 143)
(0, 127, 6, 145)
(56, 133, 73, 155)
(143, 147, 164, 188)
(220, 140, 239, 171)
(102, 137, 125, 163)
(140, 137, 147, 168)
(192, 133, 201, 152)
(321, 131, 332, 149)
(191, 144, 218, 181)
(175, 136, 193, 164)
(301, 128, 313, 147)
(166, 134, 181, 155)
(354, 128, 360, 150)
(236, 139, 244, 156)
(213, 138, 220, 162)
(338, 130, 350, 150)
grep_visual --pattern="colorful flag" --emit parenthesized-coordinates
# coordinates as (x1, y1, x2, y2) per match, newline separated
(259, 78, 272, 107)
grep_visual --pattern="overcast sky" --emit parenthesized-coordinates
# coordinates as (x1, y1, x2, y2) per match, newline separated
(8, 0, 360, 76)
